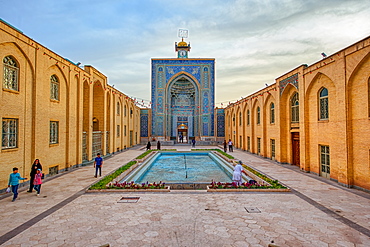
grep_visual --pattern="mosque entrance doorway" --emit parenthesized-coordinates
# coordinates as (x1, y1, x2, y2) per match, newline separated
(177, 124, 188, 143)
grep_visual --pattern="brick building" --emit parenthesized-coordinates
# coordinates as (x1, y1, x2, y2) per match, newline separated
(0, 19, 140, 189)
(225, 36, 370, 191)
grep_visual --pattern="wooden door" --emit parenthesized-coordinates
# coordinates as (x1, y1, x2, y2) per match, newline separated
(291, 132, 300, 166)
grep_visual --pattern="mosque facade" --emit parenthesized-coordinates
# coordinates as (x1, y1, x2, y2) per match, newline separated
(149, 39, 217, 143)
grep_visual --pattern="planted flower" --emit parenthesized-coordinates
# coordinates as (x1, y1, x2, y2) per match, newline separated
(108, 181, 167, 189)
(209, 180, 262, 189)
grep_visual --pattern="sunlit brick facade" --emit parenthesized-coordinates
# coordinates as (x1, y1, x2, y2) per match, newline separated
(0, 20, 140, 189)
(225, 36, 370, 191)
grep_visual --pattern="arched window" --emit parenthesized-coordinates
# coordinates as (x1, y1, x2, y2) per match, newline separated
(257, 107, 260, 124)
(319, 88, 329, 120)
(291, 92, 299, 123)
(50, 75, 59, 100)
(124, 105, 127, 117)
(50, 121, 59, 144)
(247, 110, 250, 125)
(3, 56, 19, 91)
(239, 112, 242, 126)
(92, 117, 99, 131)
(233, 114, 235, 126)
(270, 103, 275, 124)
(117, 102, 120, 115)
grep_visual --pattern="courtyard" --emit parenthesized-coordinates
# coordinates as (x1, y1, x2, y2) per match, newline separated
(0, 145, 369, 247)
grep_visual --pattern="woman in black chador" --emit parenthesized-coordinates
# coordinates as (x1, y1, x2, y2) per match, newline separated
(146, 141, 151, 150)
(223, 140, 227, 152)
(27, 159, 42, 192)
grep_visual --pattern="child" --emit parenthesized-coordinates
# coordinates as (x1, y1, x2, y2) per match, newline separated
(8, 167, 27, 202)
(93, 153, 103, 177)
(33, 169, 43, 196)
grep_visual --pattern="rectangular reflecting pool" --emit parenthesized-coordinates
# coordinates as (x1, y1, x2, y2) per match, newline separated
(122, 151, 250, 189)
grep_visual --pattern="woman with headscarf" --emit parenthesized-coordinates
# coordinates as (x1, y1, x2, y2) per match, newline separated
(27, 159, 42, 192)
(223, 140, 227, 152)
(146, 141, 151, 150)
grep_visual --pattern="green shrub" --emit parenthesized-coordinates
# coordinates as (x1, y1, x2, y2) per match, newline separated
(214, 149, 234, 159)
(136, 150, 153, 159)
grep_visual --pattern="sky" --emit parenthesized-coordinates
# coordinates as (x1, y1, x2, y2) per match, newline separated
(1, 0, 370, 107)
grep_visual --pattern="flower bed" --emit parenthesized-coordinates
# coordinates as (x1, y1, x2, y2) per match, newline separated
(207, 186, 290, 192)
(90, 187, 170, 192)
(87, 181, 170, 192)
(209, 181, 261, 189)
(108, 181, 168, 190)
(207, 181, 290, 192)
(206, 161, 290, 192)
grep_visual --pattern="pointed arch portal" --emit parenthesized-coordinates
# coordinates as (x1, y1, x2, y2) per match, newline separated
(166, 75, 199, 142)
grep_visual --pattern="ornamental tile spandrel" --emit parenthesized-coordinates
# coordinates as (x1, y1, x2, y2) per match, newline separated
(279, 73, 298, 95)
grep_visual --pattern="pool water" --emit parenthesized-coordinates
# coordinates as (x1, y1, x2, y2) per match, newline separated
(137, 153, 232, 183)
(123, 152, 236, 184)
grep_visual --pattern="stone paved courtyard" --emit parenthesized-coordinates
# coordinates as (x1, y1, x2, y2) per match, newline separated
(0, 145, 369, 247)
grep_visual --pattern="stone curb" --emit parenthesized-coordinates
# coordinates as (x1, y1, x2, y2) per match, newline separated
(86, 186, 171, 193)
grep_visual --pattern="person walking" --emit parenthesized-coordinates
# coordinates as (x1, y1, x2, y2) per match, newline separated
(8, 167, 27, 202)
(228, 139, 233, 152)
(179, 134, 183, 143)
(223, 140, 227, 152)
(192, 139, 196, 148)
(93, 153, 103, 177)
(33, 169, 43, 196)
(157, 141, 161, 150)
(146, 141, 151, 150)
(28, 159, 42, 193)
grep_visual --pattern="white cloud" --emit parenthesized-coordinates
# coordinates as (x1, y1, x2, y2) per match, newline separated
(1, 0, 370, 106)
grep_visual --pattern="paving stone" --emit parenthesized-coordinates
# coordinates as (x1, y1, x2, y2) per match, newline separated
(0, 146, 369, 246)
